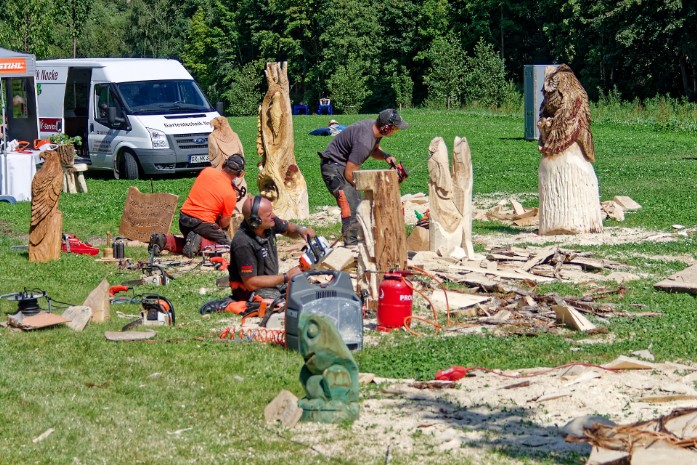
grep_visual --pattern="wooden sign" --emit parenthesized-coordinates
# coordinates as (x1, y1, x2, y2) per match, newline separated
(119, 187, 178, 243)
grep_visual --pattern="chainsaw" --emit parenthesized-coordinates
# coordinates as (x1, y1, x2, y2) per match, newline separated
(299, 236, 332, 271)
(122, 263, 172, 287)
(387, 159, 409, 183)
(201, 244, 230, 271)
(121, 294, 175, 330)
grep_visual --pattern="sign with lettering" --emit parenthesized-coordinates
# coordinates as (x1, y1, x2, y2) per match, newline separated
(119, 187, 178, 243)
(0, 58, 27, 75)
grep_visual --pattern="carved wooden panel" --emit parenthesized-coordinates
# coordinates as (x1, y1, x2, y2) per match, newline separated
(119, 187, 179, 243)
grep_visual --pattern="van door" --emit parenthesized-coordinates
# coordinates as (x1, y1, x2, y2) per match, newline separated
(90, 83, 127, 170)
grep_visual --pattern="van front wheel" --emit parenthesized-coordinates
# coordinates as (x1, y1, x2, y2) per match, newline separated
(119, 151, 140, 180)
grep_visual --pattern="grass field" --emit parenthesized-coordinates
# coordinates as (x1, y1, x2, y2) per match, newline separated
(1, 109, 697, 464)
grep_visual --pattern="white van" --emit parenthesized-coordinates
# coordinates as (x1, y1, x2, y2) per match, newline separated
(36, 58, 219, 179)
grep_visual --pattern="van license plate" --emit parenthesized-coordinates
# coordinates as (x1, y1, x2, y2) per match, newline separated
(189, 155, 209, 164)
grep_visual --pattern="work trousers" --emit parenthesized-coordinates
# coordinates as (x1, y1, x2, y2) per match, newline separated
(320, 159, 361, 246)
(179, 212, 231, 246)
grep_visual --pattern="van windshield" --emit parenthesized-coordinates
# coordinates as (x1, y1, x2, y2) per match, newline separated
(116, 80, 213, 114)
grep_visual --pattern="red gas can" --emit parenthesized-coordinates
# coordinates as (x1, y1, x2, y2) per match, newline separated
(377, 272, 413, 331)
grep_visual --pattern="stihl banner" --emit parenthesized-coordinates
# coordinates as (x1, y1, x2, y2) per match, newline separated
(0, 58, 27, 74)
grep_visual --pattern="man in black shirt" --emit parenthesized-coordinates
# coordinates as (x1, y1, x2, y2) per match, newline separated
(228, 195, 315, 302)
(318, 109, 408, 245)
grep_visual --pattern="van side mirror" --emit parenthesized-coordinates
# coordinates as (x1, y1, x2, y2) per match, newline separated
(108, 107, 117, 124)
(215, 101, 224, 115)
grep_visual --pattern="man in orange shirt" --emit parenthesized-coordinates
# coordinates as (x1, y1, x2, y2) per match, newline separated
(149, 154, 245, 257)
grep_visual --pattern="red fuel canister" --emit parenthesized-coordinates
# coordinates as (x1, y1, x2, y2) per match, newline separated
(377, 272, 413, 331)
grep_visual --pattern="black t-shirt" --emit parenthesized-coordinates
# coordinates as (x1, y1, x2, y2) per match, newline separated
(228, 217, 289, 284)
(319, 119, 379, 167)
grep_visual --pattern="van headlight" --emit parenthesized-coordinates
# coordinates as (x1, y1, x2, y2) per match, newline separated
(147, 128, 169, 149)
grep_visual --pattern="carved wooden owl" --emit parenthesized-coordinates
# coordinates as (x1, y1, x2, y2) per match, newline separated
(30, 150, 64, 245)
(538, 64, 595, 162)
(208, 116, 244, 169)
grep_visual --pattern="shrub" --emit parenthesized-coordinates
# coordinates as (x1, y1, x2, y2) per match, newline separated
(463, 38, 508, 107)
(327, 56, 372, 114)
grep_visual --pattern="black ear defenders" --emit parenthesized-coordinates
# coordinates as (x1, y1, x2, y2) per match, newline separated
(248, 195, 262, 229)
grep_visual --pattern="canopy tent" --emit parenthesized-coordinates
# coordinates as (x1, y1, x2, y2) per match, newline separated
(1, 47, 40, 149)
(0, 48, 41, 203)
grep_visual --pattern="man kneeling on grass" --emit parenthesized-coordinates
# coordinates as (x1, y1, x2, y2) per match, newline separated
(199, 195, 315, 315)
(148, 154, 246, 258)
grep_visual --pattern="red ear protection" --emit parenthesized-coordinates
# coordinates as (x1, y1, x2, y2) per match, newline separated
(379, 124, 394, 136)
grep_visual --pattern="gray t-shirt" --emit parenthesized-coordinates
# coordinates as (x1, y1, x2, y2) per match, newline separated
(319, 119, 380, 167)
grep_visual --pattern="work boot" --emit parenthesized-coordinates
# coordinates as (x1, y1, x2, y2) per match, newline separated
(148, 233, 167, 257)
(182, 231, 203, 258)
(199, 296, 234, 315)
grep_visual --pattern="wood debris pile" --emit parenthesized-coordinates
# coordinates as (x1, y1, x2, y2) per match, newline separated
(407, 246, 657, 335)
(472, 195, 642, 227)
(566, 408, 697, 464)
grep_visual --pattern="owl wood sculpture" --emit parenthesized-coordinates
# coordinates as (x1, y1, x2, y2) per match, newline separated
(29, 149, 64, 262)
(208, 116, 244, 169)
(538, 64, 595, 163)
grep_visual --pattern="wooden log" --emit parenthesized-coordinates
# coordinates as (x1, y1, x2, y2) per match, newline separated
(256, 62, 309, 220)
(354, 169, 407, 272)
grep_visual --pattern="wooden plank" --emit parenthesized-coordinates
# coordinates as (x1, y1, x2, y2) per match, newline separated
(509, 198, 526, 215)
(521, 246, 557, 271)
(613, 195, 641, 211)
(552, 304, 597, 331)
(655, 264, 697, 294)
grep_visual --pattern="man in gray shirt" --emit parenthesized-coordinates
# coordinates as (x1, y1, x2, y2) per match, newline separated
(318, 109, 408, 245)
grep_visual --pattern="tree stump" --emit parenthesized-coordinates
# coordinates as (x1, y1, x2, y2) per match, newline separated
(256, 62, 309, 220)
(427, 137, 475, 259)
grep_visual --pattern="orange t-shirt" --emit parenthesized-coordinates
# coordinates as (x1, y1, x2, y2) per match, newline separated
(180, 167, 236, 223)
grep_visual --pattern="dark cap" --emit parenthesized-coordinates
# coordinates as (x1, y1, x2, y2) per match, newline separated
(222, 154, 245, 174)
(376, 109, 408, 129)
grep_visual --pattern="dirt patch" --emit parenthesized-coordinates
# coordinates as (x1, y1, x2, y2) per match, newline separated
(288, 358, 697, 463)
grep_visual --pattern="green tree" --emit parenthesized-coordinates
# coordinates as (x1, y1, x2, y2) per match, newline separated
(77, 0, 129, 57)
(57, 0, 91, 57)
(125, 0, 187, 58)
(326, 56, 372, 113)
(0, 0, 61, 57)
(221, 59, 265, 116)
(420, 33, 466, 109)
(463, 38, 507, 107)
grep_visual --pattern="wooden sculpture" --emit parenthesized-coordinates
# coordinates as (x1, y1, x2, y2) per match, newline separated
(354, 169, 408, 310)
(427, 137, 475, 259)
(537, 64, 602, 235)
(208, 116, 248, 213)
(29, 149, 64, 262)
(256, 61, 309, 220)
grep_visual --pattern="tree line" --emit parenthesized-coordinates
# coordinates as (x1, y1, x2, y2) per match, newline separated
(1, 0, 695, 115)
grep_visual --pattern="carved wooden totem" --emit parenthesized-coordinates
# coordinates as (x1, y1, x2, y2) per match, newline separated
(29, 150, 64, 262)
(256, 62, 309, 220)
(208, 116, 248, 214)
(537, 64, 602, 235)
(427, 137, 475, 259)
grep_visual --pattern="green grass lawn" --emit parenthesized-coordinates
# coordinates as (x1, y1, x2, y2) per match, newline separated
(1, 109, 696, 464)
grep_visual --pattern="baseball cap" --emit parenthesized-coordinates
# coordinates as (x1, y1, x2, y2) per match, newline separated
(223, 154, 245, 174)
(377, 109, 408, 129)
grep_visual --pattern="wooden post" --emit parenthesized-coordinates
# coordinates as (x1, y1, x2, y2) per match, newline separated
(354, 169, 407, 309)
(256, 62, 309, 220)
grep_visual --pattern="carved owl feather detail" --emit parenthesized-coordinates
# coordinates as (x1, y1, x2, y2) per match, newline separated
(30, 150, 63, 246)
(538, 64, 595, 163)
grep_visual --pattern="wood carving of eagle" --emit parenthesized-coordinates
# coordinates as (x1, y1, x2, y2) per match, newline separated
(30, 150, 63, 245)
(538, 64, 595, 163)
(208, 116, 244, 169)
